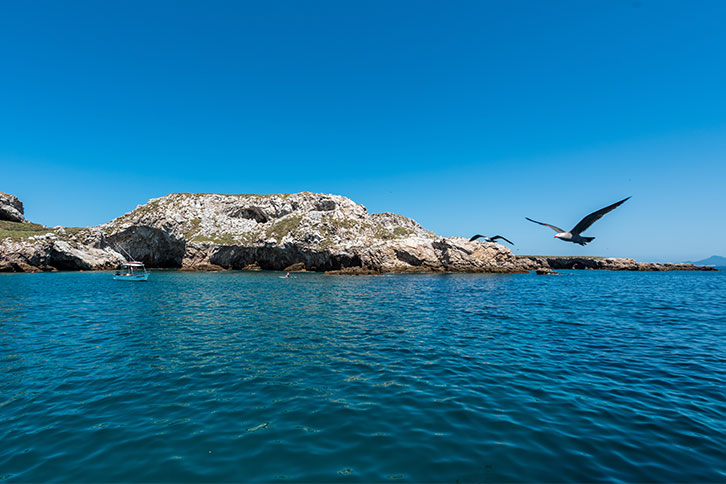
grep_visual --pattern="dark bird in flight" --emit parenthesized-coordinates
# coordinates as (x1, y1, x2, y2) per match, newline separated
(469, 234, 514, 245)
(525, 197, 631, 246)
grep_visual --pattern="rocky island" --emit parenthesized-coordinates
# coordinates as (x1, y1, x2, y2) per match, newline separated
(0, 192, 715, 273)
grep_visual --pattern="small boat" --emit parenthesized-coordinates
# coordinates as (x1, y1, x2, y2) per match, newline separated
(113, 261, 150, 281)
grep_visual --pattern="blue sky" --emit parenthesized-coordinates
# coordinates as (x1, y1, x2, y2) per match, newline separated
(1, 0, 724, 262)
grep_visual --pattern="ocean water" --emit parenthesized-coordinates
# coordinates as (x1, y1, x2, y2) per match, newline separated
(1, 269, 724, 483)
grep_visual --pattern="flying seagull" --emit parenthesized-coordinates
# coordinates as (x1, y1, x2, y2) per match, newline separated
(525, 197, 631, 246)
(469, 234, 514, 245)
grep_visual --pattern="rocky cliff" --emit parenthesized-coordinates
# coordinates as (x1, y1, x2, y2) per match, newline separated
(99, 192, 526, 273)
(0, 192, 26, 223)
(0, 192, 717, 273)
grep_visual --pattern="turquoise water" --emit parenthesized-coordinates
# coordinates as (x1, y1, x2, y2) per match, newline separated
(1, 270, 724, 483)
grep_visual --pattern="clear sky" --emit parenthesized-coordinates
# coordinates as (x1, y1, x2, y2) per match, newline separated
(1, 0, 724, 262)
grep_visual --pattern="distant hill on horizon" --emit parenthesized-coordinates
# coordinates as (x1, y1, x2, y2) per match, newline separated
(686, 255, 726, 266)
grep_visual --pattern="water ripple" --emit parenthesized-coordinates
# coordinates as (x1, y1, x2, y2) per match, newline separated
(0, 270, 725, 482)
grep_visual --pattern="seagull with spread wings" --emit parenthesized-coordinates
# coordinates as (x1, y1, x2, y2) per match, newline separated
(525, 197, 630, 246)
(469, 234, 514, 245)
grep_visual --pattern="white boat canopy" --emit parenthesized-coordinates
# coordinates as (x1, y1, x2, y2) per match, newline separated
(122, 261, 146, 267)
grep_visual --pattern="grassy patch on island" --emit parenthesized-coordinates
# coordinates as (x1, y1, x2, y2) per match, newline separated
(0, 221, 51, 241)
(265, 215, 303, 241)
(393, 226, 415, 237)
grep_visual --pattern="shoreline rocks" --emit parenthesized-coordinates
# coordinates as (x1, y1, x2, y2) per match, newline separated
(517, 255, 714, 272)
(0, 232, 125, 272)
(0, 192, 718, 273)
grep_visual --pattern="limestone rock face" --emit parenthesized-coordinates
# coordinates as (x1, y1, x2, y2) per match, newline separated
(0, 191, 717, 273)
(0, 193, 25, 222)
(98, 192, 527, 273)
(0, 231, 124, 272)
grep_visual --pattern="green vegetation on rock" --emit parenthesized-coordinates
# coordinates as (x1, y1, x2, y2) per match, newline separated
(372, 225, 395, 240)
(322, 214, 359, 230)
(109, 198, 163, 226)
(0, 221, 51, 241)
(393, 226, 415, 237)
(184, 217, 202, 238)
(265, 214, 303, 241)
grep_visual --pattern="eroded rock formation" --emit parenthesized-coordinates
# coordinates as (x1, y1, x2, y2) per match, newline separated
(97, 192, 527, 273)
(0, 192, 25, 223)
(0, 232, 124, 272)
(0, 192, 717, 273)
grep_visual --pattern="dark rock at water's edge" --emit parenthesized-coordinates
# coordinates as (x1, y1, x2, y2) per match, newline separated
(535, 268, 559, 275)
(0, 192, 718, 273)
(518, 256, 716, 272)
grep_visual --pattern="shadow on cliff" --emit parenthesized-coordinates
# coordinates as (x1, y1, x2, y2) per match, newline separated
(105, 226, 364, 272)
(106, 226, 186, 268)
(209, 244, 363, 271)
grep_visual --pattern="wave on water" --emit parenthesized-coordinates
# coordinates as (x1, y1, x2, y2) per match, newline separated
(1, 270, 724, 482)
